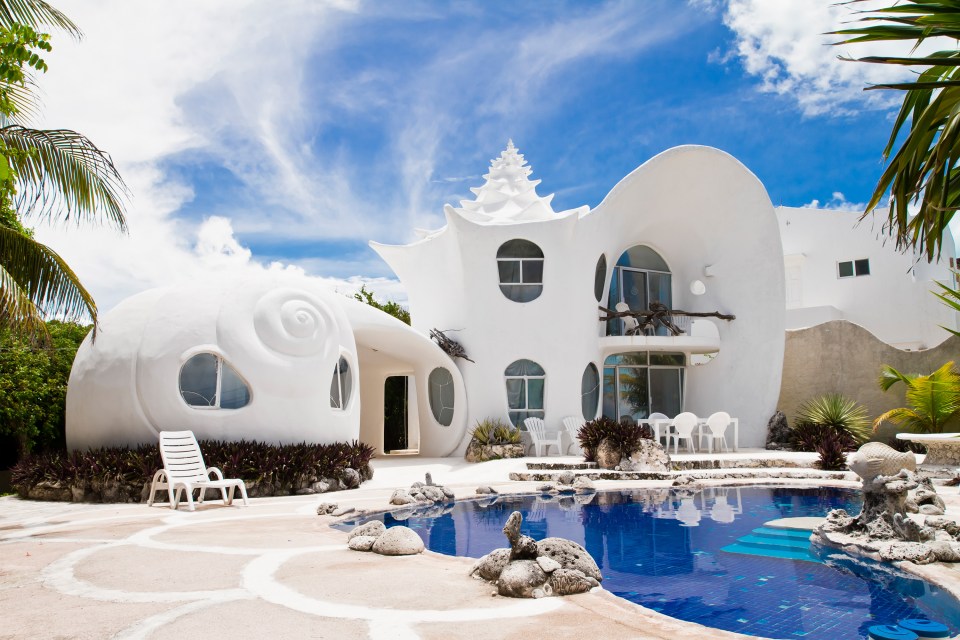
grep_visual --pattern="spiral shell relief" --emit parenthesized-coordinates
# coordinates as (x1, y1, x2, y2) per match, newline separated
(253, 289, 336, 357)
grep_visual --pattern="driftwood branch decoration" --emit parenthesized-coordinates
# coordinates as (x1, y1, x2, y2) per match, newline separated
(598, 302, 736, 337)
(430, 328, 475, 363)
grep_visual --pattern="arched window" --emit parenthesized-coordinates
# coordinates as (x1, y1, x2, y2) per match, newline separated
(581, 363, 600, 420)
(594, 254, 607, 302)
(497, 239, 543, 302)
(329, 355, 353, 410)
(607, 245, 672, 336)
(428, 367, 455, 426)
(179, 353, 250, 409)
(504, 359, 545, 426)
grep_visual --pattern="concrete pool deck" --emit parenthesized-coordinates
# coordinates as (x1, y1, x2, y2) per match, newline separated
(1, 451, 959, 640)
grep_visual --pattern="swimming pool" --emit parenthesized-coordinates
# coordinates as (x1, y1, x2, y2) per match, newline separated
(341, 486, 960, 640)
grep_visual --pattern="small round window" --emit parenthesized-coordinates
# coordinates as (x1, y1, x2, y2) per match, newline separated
(330, 355, 353, 410)
(179, 353, 250, 409)
(497, 239, 543, 302)
(428, 367, 455, 426)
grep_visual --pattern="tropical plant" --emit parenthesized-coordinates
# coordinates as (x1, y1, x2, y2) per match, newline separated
(793, 393, 872, 445)
(353, 285, 410, 325)
(470, 418, 521, 446)
(577, 415, 649, 462)
(0, 0, 127, 339)
(0, 319, 88, 458)
(815, 429, 850, 471)
(833, 0, 960, 263)
(933, 274, 960, 336)
(874, 361, 960, 433)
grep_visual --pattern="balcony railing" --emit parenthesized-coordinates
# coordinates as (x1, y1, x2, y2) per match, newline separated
(600, 303, 735, 337)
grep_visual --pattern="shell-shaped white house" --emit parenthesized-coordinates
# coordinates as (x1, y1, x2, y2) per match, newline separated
(372, 142, 785, 450)
(65, 273, 467, 456)
(67, 142, 785, 456)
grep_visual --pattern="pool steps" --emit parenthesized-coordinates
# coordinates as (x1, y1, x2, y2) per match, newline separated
(720, 525, 821, 563)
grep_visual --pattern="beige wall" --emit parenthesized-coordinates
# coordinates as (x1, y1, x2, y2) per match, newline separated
(778, 320, 960, 442)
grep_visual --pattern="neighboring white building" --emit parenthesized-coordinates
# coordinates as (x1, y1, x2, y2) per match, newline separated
(778, 207, 960, 350)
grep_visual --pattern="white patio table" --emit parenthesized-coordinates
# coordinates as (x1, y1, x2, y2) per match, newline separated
(640, 417, 739, 452)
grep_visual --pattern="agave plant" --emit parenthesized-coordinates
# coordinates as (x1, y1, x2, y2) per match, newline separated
(794, 393, 871, 445)
(874, 361, 960, 433)
(470, 418, 520, 446)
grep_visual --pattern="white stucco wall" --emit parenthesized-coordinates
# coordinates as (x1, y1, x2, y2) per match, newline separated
(777, 207, 960, 349)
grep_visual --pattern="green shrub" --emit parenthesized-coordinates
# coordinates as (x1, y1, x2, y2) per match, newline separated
(470, 419, 521, 445)
(577, 416, 649, 462)
(11, 439, 376, 502)
(790, 423, 858, 453)
(794, 393, 871, 445)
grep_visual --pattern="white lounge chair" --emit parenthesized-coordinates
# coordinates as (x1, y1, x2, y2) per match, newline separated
(615, 302, 640, 335)
(700, 411, 732, 453)
(523, 417, 564, 457)
(669, 412, 699, 454)
(561, 416, 585, 455)
(147, 430, 249, 511)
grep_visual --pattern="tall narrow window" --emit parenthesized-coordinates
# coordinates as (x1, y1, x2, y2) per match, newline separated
(581, 363, 600, 420)
(594, 254, 607, 302)
(329, 355, 352, 410)
(428, 367, 455, 426)
(179, 353, 250, 409)
(497, 239, 544, 302)
(505, 359, 545, 426)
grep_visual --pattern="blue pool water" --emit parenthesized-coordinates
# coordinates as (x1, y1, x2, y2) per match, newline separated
(340, 486, 960, 639)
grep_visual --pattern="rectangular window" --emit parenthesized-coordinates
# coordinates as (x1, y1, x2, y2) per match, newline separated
(838, 259, 869, 278)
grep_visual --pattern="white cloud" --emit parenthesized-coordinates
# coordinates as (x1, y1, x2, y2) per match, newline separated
(800, 191, 868, 212)
(719, 0, 946, 116)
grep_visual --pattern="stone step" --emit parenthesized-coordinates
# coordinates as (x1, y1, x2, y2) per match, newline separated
(525, 462, 598, 470)
(523, 457, 822, 472)
(509, 468, 855, 483)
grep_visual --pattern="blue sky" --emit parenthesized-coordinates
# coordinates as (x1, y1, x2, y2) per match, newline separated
(31, 0, 937, 309)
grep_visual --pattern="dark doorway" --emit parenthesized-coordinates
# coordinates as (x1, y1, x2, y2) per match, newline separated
(383, 376, 409, 452)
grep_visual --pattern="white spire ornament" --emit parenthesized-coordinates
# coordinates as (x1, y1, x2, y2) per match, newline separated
(448, 140, 571, 224)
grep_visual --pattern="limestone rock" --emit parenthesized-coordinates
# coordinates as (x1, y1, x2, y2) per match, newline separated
(919, 504, 945, 516)
(537, 483, 556, 493)
(348, 520, 385, 541)
(573, 476, 596, 493)
(557, 471, 575, 485)
(536, 556, 562, 573)
(371, 526, 424, 556)
(536, 537, 602, 581)
(316, 502, 338, 516)
(420, 485, 447, 503)
(390, 489, 417, 505)
(342, 468, 361, 489)
(673, 475, 694, 486)
(497, 560, 547, 598)
(619, 439, 670, 473)
(476, 485, 498, 495)
(595, 438, 621, 470)
(548, 568, 596, 595)
(930, 540, 960, 562)
(471, 548, 511, 581)
(425, 472, 434, 486)
(765, 410, 791, 450)
(348, 535, 377, 551)
(331, 506, 355, 517)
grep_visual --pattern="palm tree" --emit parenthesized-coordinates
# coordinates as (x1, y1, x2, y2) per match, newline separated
(0, 0, 127, 339)
(873, 362, 960, 433)
(833, 0, 960, 263)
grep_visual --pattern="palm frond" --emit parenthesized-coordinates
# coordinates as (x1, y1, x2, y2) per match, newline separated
(878, 364, 916, 391)
(0, 225, 96, 332)
(0, 258, 46, 339)
(873, 407, 930, 432)
(932, 275, 960, 336)
(0, 125, 128, 230)
(0, 0, 80, 38)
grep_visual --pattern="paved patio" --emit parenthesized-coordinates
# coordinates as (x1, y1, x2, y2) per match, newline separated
(1, 452, 958, 640)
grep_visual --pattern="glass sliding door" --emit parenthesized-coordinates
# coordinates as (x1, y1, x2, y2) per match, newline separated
(602, 352, 685, 421)
(617, 366, 649, 420)
(649, 368, 683, 417)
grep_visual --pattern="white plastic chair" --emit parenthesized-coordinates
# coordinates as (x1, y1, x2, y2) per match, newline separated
(523, 417, 563, 457)
(615, 302, 640, 336)
(561, 416, 585, 455)
(648, 412, 669, 445)
(700, 411, 731, 454)
(147, 430, 249, 511)
(669, 412, 699, 454)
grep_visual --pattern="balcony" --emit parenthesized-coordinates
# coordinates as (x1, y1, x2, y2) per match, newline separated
(599, 304, 729, 355)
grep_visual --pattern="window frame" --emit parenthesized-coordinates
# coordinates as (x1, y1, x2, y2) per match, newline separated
(838, 258, 870, 279)
(329, 354, 353, 411)
(497, 239, 544, 302)
(504, 358, 546, 426)
(179, 352, 251, 411)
